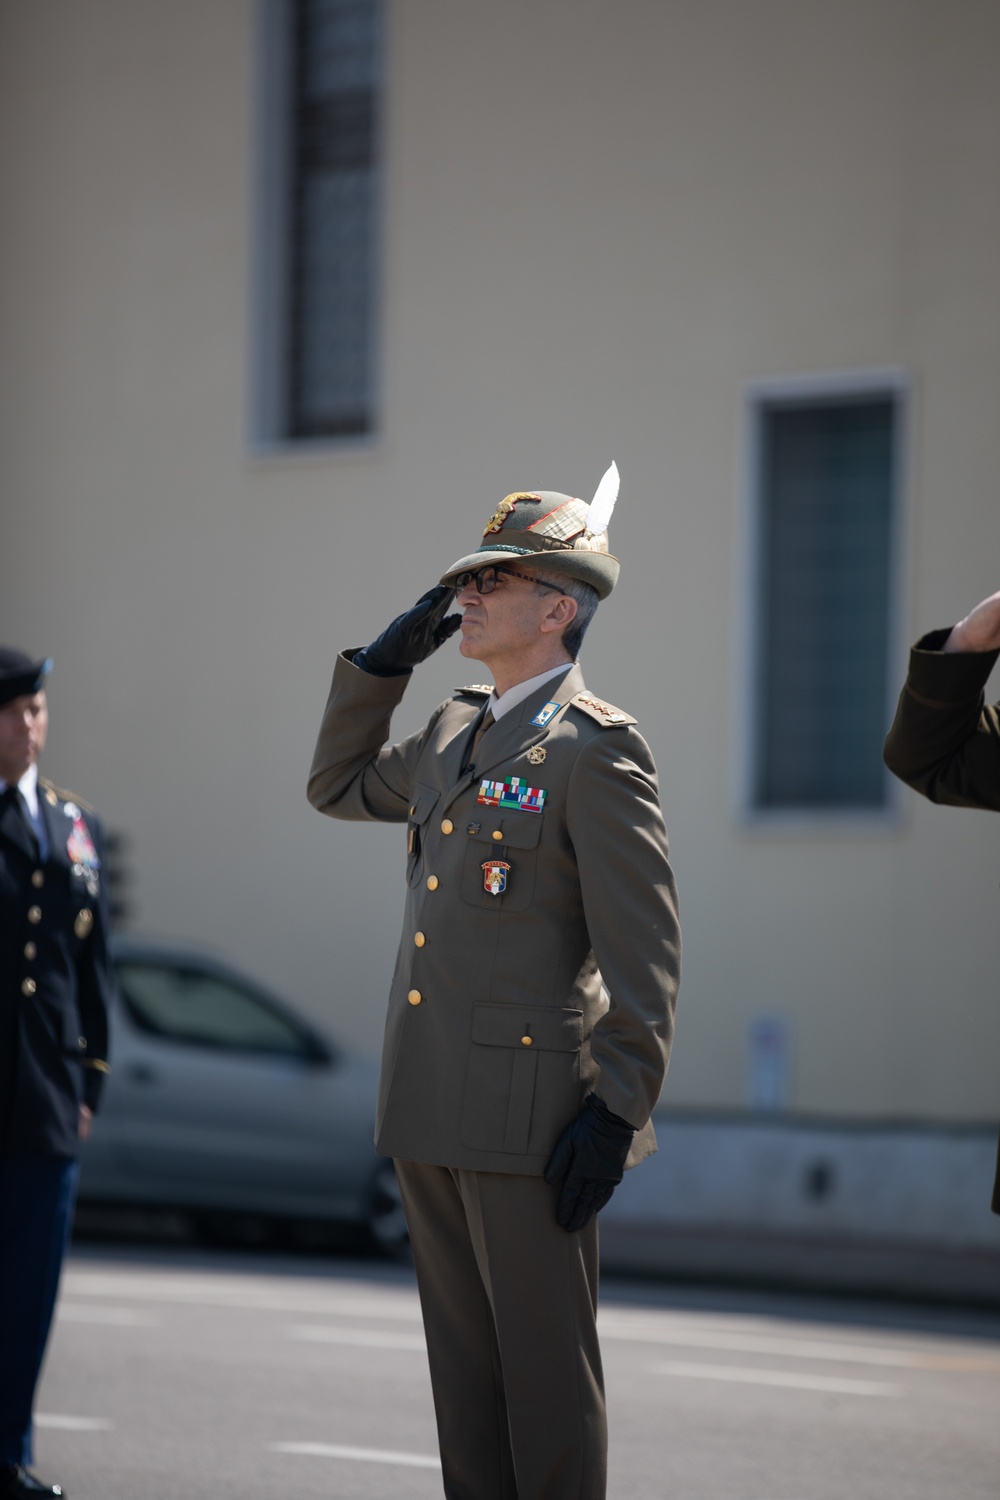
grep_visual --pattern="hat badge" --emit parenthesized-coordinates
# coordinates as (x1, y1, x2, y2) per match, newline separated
(484, 493, 539, 535)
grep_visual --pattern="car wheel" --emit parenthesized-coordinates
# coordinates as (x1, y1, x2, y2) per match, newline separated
(366, 1161, 410, 1259)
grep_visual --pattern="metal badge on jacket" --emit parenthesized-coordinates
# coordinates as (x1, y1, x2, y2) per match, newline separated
(481, 860, 511, 896)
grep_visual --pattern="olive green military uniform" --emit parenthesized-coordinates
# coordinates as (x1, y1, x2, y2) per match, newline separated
(883, 628, 1000, 1213)
(309, 652, 680, 1499)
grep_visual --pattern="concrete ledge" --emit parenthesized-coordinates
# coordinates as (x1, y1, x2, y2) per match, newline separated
(600, 1221, 1000, 1305)
(601, 1114, 1000, 1304)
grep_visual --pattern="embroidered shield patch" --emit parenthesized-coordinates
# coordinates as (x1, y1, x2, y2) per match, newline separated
(481, 860, 511, 896)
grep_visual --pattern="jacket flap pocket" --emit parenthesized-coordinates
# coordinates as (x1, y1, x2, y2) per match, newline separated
(408, 783, 440, 825)
(468, 813, 542, 851)
(471, 1003, 583, 1052)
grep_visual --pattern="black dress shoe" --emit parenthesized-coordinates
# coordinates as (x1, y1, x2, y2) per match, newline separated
(0, 1466, 63, 1498)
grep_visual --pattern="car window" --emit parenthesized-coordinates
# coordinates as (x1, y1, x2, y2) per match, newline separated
(115, 963, 311, 1057)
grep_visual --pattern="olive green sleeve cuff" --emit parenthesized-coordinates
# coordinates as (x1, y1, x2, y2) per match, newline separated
(903, 630, 1000, 707)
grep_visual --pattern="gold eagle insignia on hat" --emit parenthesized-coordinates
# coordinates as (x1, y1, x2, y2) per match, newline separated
(442, 463, 622, 599)
(484, 493, 541, 535)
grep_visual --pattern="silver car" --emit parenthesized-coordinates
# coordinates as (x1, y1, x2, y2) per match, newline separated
(78, 938, 407, 1255)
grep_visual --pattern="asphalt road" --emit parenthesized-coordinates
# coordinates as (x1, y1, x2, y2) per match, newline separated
(35, 1244, 1000, 1500)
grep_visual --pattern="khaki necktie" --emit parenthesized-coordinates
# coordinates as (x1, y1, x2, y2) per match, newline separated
(465, 706, 495, 773)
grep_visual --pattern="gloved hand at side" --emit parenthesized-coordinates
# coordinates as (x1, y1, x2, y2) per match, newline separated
(543, 1094, 636, 1233)
(353, 586, 461, 676)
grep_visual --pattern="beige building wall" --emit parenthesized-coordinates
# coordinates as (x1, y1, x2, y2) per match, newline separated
(2, 0, 999, 1126)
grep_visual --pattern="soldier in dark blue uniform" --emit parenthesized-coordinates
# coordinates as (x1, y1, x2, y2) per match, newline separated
(0, 648, 114, 1500)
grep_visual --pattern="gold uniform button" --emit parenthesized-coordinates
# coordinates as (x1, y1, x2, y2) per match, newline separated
(414, 931, 426, 947)
(21, 978, 37, 997)
(407, 989, 423, 1006)
(27, 906, 42, 924)
(24, 942, 37, 960)
(426, 875, 439, 891)
(521, 1035, 533, 1047)
(441, 818, 454, 835)
(409, 805, 416, 816)
(31, 870, 44, 889)
(492, 829, 504, 842)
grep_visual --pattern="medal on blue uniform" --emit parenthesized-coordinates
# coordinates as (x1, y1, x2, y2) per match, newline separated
(481, 860, 511, 896)
(67, 812, 101, 898)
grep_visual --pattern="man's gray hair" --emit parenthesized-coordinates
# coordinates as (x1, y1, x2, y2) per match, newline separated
(530, 570, 600, 660)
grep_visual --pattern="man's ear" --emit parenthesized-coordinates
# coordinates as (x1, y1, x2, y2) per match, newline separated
(539, 594, 578, 635)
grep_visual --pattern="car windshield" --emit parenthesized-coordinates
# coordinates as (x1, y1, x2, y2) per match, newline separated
(115, 962, 310, 1057)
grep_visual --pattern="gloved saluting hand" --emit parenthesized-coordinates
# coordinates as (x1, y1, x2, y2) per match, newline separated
(544, 1094, 636, 1233)
(353, 585, 461, 676)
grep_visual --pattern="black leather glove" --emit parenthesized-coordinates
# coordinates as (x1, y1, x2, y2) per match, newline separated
(543, 1094, 636, 1233)
(353, 586, 461, 677)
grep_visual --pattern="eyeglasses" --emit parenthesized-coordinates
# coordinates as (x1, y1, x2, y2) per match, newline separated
(453, 564, 566, 596)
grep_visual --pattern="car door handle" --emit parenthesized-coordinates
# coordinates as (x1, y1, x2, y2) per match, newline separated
(126, 1063, 161, 1086)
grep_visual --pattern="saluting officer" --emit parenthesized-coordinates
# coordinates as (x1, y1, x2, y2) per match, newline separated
(884, 590, 1000, 1217)
(0, 649, 113, 1500)
(308, 470, 681, 1500)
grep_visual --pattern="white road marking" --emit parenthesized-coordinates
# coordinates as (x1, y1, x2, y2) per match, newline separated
(63, 1269, 1000, 1376)
(35, 1415, 114, 1431)
(271, 1441, 440, 1469)
(57, 1303, 161, 1326)
(598, 1319, 929, 1367)
(62, 1273, 423, 1321)
(651, 1360, 898, 1396)
(290, 1324, 427, 1351)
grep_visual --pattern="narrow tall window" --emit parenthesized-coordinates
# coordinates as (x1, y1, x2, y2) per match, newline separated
(281, 0, 381, 440)
(748, 389, 901, 813)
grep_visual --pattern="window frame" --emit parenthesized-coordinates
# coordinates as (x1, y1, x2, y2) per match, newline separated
(248, 0, 384, 455)
(733, 369, 911, 830)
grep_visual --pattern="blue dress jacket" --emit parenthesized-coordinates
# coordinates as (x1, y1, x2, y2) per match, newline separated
(0, 778, 113, 1158)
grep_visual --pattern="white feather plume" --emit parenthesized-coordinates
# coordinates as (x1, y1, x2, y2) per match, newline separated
(586, 460, 619, 536)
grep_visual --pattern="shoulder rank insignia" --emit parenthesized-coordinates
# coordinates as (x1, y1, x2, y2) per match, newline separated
(529, 700, 561, 728)
(455, 683, 495, 698)
(39, 778, 95, 813)
(572, 693, 636, 727)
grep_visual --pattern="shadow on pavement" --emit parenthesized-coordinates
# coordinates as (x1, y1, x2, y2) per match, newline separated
(70, 1210, 1000, 1342)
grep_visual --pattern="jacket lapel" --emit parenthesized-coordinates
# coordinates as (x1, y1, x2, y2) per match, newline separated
(466, 663, 584, 780)
(0, 786, 39, 862)
(439, 701, 483, 795)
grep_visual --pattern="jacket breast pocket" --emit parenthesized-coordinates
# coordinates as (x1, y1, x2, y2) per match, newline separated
(460, 1003, 583, 1157)
(406, 783, 440, 887)
(459, 812, 542, 913)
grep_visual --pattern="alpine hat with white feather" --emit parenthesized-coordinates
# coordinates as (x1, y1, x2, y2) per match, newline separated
(440, 462, 622, 600)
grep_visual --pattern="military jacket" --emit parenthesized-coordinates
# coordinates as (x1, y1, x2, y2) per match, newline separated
(884, 630, 1000, 1214)
(0, 778, 113, 1158)
(308, 654, 681, 1176)
(884, 630, 1000, 810)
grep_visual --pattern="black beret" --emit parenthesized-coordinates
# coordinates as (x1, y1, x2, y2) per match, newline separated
(0, 647, 51, 708)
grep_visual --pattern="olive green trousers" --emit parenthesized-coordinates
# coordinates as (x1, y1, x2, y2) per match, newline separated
(396, 1160, 606, 1500)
